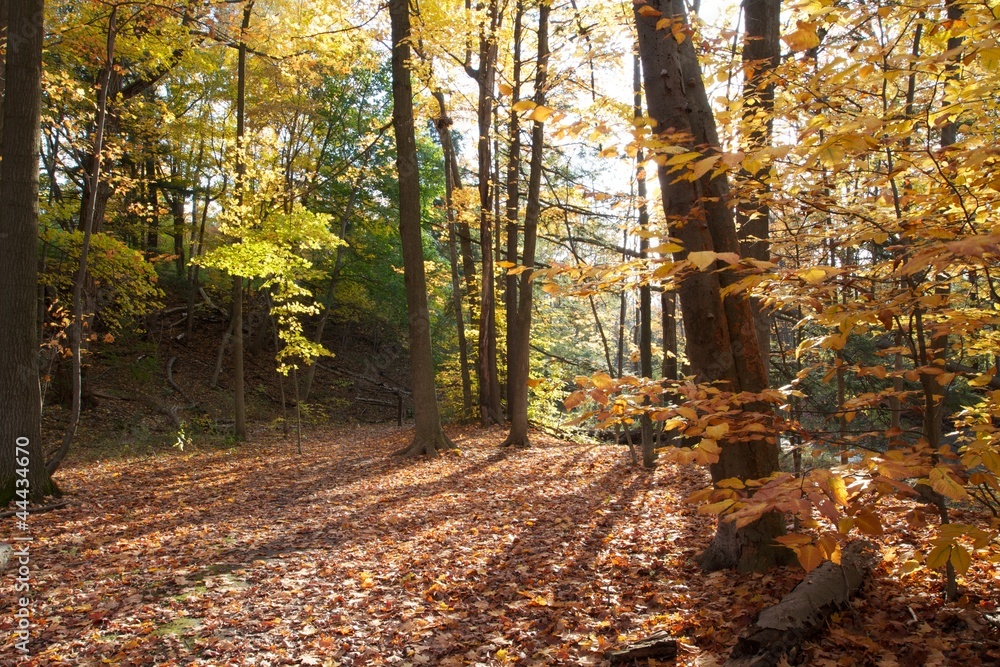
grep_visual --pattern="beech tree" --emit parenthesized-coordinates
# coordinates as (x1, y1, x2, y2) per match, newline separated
(389, 0, 455, 456)
(634, 0, 786, 571)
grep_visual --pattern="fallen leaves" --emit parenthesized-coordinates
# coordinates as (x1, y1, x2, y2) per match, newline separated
(0, 424, 997, 665)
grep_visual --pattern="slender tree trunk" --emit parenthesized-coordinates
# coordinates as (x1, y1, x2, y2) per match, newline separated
(736, 0, 779, 378)
(49, 5, 118, 476)
(433, 92, 474, 414)
(634, 51, 655, 468)
(470, 0, 504, 426)
(230, 1, 254, 441)
(927, 0, 963, 601)
(0, 0, 58, 502)
(389, 0, 455, 456)
(504, 0, 524, 418)
(635, 0, 786, 572)
(145, 158, 159, 257)
(502, 0, 548, 448)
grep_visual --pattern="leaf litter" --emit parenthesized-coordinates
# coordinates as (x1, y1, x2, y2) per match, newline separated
(1, 424, 997, 665)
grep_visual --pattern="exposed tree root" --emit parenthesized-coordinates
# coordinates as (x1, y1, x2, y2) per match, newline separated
(724, 541, 876, 667)
(0, 499, 69, 518)
(392, 429, 456, 457)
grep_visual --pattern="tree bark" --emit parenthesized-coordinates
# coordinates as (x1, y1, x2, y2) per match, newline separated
(634, 51, 656, 469)
(230, 0, 254, 441)
(0, 0, 58, 502)
(49, 4, 118, 476)
(470, 0, 504, 427)
(501, 0, 548, 449)
(634, 0, 786, 571)
(736, 0, 779, 378)
(433, 92, 473, 414)
(503, 0, 524, 419)
(389, 0, 455, 456)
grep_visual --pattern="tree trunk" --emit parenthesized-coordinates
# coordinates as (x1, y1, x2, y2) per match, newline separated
(736, 0, 779, 379)
(145, 158, 159, 257)
(502, 0, 548, 449)
(0, 0, 58, 503)
(471, 0, 504, 427)
(433, 92, 473, 414)
(389, 0, 455, 457)
(503, 0, 524, 419)
(49, 5, 118, 476)
(230, 1, 254, 442)
(634, 51, 656, 469)
(634, 0, 786, 571)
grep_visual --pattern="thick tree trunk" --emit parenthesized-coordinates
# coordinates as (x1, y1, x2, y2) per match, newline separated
(389, 0, 455, 457)
(502, 0, 548, 449)
(0, 0, 58, 503)
(634, 0, 786, 571)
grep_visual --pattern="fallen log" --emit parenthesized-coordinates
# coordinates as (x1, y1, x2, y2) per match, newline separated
(605, 631, 678, 664)
(725, 541, 876, 667)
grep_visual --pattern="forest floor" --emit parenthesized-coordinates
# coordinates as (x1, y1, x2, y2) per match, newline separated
(2, 424, 999, 666)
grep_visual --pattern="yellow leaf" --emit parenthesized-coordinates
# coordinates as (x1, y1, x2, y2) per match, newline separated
(498, 83, 513, 96)
(855, 509, 883, 536)
(687, 251, 717, 271)
(676, 406, 698, 420)
(774, 533, 812, 547)
(684, 488, 714, 503)
(717, 477, 744, 489)
(511, 99, 536, 112)
(541, 282, 560, 294)
(929, 466, 968, 501)
(926, 543, 951, 570)
(981, 448, 1000, 476)
(950, 544, 971, 574)
(969, 371, 995, 387)
(698, 438, 720, 454)
(497, 261, 516, 268)
(591, 371, 615, 391)
(528, 105, 554, 122)
(825, 475, 848, 506)
(698, 499, 736, 515)
(797, 544, 825, 573)
(689, 154, 720, 181)
(648, 242, 683, 254)
(705, 423, 729, 439)
(782, 21, 821, 52)
(564, 391, 587, 411)
(526, 378, 544, 388)
(637, 4, 662, 17)
(798, 267, 828, 284)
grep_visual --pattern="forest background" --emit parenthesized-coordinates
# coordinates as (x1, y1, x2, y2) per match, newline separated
(2, 0, 1000, 662)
